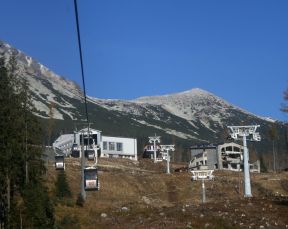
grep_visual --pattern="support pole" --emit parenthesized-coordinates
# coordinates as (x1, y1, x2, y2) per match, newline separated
(228, 125, 260, 198)
(201, 178, 206, 204)
(149, 134, 160, 163)
(273, 140, 276, 172)
(160, 145, 174, 174)
(81, 132, 86, 200)
(166, 151, 170, 174)
(153, 139, 156, 163)
(95, 146, 98, 165)
(243, 134, 252, 197)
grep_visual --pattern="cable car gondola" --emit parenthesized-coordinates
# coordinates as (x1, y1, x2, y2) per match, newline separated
(85, 149, 95, 161)
(84, 167, 100, 191)
(55, 155, 65, 170)
(71, 143, 80, 158)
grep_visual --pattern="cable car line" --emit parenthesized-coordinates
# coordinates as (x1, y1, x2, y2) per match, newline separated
(73, 0, 90, 129)
(73, 0, 100, 196)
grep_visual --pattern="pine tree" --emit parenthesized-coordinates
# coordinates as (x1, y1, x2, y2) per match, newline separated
(0, 54, 55, 227)
(22, 183, 55, 228)
(268, 124, 278, 172)
(55, 171, 72, 199)
(281, 87, 288, 113)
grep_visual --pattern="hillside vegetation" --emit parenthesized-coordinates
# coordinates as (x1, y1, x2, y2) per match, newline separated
(47, 158, 288, 229)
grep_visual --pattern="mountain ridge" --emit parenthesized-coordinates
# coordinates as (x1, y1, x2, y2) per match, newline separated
(0, 40, 281, 148)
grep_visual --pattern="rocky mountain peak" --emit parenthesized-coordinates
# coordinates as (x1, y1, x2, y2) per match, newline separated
(0, 40, 276, 142)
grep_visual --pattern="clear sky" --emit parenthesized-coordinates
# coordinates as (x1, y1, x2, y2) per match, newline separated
(1, 0, 288, 121)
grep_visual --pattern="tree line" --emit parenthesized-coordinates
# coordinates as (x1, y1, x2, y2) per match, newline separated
(0, 55, 54, 228)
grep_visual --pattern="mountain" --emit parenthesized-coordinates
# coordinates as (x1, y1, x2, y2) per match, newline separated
(0, 40, 286, 162)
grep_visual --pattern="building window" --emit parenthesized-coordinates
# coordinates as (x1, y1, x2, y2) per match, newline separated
(226, 146, 232, 151)
(116, 143, 123, 151)
(103, 141, 107, 150)
(109, 142, 115, 151)
(234, 147, 240, 152)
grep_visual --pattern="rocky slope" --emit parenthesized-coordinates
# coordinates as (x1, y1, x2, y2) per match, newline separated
(0, 40, 281, 147)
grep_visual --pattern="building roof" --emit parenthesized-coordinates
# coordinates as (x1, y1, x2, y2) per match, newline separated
(190, 141, 242, 150)
(53, 134, 74, 144)
(77, 128, 102, 134)
(190, 143, 218, 150)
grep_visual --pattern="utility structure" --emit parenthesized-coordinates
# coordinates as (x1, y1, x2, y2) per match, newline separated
(160, 145, 175, 174)
(80, 128, 100, 196)
(80, 130, 86, 200)
(148, 134, 161, 163)
(191, 170, 214, 204)
(227, 125, 261, 197)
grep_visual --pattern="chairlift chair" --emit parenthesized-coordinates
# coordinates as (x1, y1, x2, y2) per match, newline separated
(84, 167, 100, 191)
(55, 155, 65, 170)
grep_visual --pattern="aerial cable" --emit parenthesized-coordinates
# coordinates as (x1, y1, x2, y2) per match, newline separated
(73, 0, 90, 130)
(73, 0, 91, 200)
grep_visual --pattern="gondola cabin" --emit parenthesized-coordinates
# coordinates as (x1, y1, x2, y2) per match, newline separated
(84, 167, 99, 191)
(55, 155, 65, 170)
(71, 143, 80, 158)
(85, 149, 95, 161)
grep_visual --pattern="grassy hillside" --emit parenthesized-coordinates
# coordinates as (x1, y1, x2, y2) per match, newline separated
(46, 157, 288, 228)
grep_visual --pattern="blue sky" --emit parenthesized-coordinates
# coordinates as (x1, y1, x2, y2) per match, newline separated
(1, 0, 288, 120)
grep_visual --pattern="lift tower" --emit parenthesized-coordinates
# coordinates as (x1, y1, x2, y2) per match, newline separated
(160, 145, 175, 174)
(148, 134, 161, 163)
(228, 125, 261, 197)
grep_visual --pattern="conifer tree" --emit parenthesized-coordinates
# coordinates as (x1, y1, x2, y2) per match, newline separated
(55, 171, 72, 199)
(0, 55, 55, 227)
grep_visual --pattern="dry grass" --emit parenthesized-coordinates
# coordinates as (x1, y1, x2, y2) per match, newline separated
(45, 158, 288, 228)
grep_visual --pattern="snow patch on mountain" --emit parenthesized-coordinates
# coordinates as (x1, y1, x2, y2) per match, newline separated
(133, 88, 235, 126)
(134, 119, 205, 141)
(0, 40, 278, 141)
(59, 108, 76, 120)
(89, 97, 165, 121)
(33, 100, 63, 119)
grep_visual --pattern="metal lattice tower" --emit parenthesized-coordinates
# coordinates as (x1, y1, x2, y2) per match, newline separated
(227, 125, 261, 197)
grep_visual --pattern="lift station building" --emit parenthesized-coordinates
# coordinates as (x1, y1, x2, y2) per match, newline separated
(189, 142, 260, 172)
(52, 128, 138, 160)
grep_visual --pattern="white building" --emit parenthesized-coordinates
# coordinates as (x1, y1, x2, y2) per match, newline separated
(189, 142, 260, 172)
(101, 136, 137, 160)
(52, 128, 137, 160)
(217, 142, 244, 171)
(52, 134, 74, 155)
